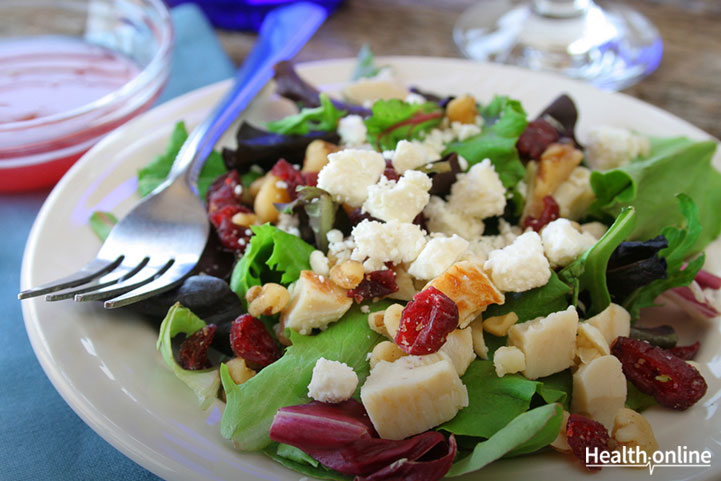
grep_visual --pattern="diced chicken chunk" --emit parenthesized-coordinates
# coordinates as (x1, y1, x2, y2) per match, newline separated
(280, 271, 353, 335)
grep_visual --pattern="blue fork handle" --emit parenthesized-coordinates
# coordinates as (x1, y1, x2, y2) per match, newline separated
(166, 2, 327, 190)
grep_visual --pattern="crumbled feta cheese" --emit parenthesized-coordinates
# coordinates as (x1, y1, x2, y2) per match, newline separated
(484, 231, 551, 292)
(307, 357, 358, 403)
(327, 229, 343, 244)
(309, 250, 330, 276)
(457, 155, 469, 171)
(360, 305, 370, 314)
(554, 166, 595, 220)
(327, 229, 355, 264)
(585, 126, 651, 171)
(450, 121, 481, 141)
(338, 115, 368, 147)
(408, 235, 470, 280)
(391, 140, 430, 174)
(423, 196, 484, 240)
(416, 127, 455, 159)
(317, 149, 386, 207)
(276, 213, 300, 236)
(463, 219, 520, 262)
(362, 171, 432, 223)
(405, 92, 427, 104)
(448, 159, 506, 219)
(351, 220, 427, 268)
(541, 218, 597, 268)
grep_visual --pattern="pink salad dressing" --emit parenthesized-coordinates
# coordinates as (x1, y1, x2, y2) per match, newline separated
(0, 36, 140, 124)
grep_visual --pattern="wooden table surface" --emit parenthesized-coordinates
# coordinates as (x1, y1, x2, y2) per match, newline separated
(217, 0, 721, 139)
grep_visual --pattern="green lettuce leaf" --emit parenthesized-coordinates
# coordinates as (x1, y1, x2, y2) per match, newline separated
(351, 43, 380, 80)
(137, 121, 227, 198)
(364, 99, 443, 151)
(483, 271, 570, 323)
(156, 303, 220, 410)
(589, 136, 721, 254)
(265, 443, 351, 480)
(444, 95, 527, 188)
(89, 211, 117, 241)
(220, 303, 388, 451)
(559, 207, 636, 316)
(266, 93, 346, 135)
(625, 381, 657, 412)
(446, 403, 563, 477)
(622, 194, 705, 319)
(229, 224, 315, 303)
(441, 361, 569, 439)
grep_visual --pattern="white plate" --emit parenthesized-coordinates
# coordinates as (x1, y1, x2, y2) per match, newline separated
(21, 57, 721, 481)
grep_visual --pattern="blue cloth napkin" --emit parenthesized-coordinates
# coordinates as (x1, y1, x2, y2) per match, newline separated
(0, 4, 235, 480)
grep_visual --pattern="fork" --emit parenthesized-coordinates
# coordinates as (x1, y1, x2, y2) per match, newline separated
(18, 2, 327, 309)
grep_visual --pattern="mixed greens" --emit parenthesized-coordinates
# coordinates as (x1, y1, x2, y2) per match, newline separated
(95, 49, 721, 480)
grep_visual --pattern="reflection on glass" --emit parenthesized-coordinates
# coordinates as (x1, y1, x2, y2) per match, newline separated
(454, 0, 663, 90)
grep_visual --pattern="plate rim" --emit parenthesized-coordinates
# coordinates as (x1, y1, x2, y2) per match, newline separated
(21, 56, 721, 481)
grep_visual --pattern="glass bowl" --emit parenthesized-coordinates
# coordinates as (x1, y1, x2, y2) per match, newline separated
(0, 0, 173, 192)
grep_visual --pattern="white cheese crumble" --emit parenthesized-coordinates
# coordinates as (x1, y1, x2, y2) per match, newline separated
(351, 220, 427, 271)
(450, 121, 481, 141)
(408, 235, 470, 280)
(362, 171, 432, 223)
(463, 219, 521, 263)
(391, 140, 432, 174)
(585, 126, 651, 171)
(338, 115, 368, 147)
(405, 92, 427, 104)
(307, 357, 358, 403)
(327, 229, 355, 264)
(448, 159, 506, 219)
(541, 218, 598, 268)
(317, 149, 385, 207)
(484, 231, 551, 292)
(309, 250, 330, 276)
(276, 213, 300, 237)
(423, 196, 484, 240)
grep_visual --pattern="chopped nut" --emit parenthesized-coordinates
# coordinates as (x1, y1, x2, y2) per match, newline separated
(245, 285, 262, 303)
(469, 317, 488, 360)
(303, 139, 339, 173)
(483, 312, 519, 337)
(254, 174, 291, 224)
(231, 212, 258, 227)
(383, 304, 404, 339)
(612, 408, 659, 458)
(225, 357, 256, 385)
(329, 260, 365, 289)
(369, 341, 406, 369)
(368, 311, 388, 337)
(247, 283, 291, 317)
(523, 143, 583, 220)
(446, 94, 478, 125)
(249, 175, 267, 199)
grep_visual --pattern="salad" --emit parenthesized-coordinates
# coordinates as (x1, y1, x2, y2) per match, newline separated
(94, 50, 721, 480)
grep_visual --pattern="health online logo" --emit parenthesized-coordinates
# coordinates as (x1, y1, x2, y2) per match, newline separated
(586, 446, 712, 474)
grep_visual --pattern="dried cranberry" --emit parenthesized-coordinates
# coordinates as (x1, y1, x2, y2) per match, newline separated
(207, 170, 243, 213)
(206, 170, 253, 253)
(523, 195, 560, 232)
(395, 286, 459, 355)
(516, 119, 560, 160)
(230, 314, 281, 368)
(383, 160, 400, 182)
(271, 159, 306, 199)
(348, 269, 399, 304)
(178, 324, 216, 370)
(347, 207, 376, 227)
(667, 341, 701, 360)
(611, 336, 707, 410)
(302, 171, 318, 187)
(566, 414, 610, 470)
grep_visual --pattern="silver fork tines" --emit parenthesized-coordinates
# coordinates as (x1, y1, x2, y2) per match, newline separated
(18, 3, 328, 309)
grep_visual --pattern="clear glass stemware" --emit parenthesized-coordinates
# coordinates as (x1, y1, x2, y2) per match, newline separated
(454, 0, 663, 90)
